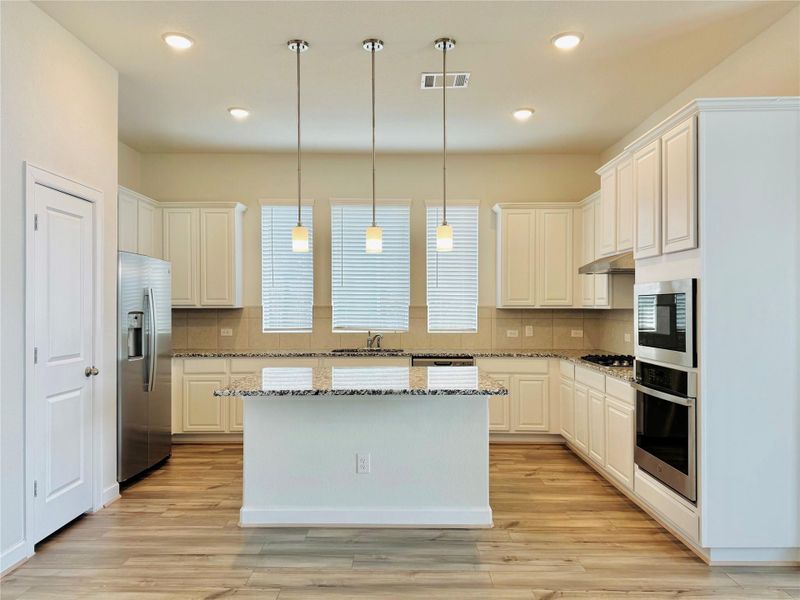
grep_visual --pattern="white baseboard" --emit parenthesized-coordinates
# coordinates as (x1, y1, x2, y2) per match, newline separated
(240, 506, 493, 528)
(490, 433, 564, 444)
(0, 540, 30, 577)
(172, 433, 243, 444)
(100, 483, 121, 508)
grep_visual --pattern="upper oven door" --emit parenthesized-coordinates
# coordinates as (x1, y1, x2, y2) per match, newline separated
(634, 279, 696, 367)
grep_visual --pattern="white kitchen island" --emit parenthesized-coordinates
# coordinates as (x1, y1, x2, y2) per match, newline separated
(214, 365, 507, 528)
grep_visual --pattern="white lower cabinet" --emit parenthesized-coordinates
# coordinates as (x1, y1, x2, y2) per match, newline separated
(488, 374, 512, 432)
(514, 375, 549, 432)
(604, 396, 634, 489)
(588, 389, 606, 465)
(558, 376, 575, 441)
(573, 383, 589, 453)
(183, 374, 229, 432)
(477, 358, 553, 435)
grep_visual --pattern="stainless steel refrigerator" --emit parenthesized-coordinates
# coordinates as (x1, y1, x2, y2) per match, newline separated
(118, 252, 172, 482)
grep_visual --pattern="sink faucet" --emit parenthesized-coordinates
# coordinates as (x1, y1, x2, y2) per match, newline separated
(366, 331, 383, 349)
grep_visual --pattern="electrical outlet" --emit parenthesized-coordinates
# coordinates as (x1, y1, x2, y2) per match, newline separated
(624, 333, 632, 343)
(571, 329, 584, 338)
(220, 328, 233, 337)
(506, 329, 519, 338)
(525, 326, 534, 337)
(356, 453, 371, 474)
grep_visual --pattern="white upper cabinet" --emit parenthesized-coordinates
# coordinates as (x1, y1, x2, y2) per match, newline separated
(615, 156, 634, 252)
(162, 202, 246, 308)
(597, 168, 617, 257)
(633, 139, 662, 259)
(495, 205, 574, 308)
(118, 186, 161, 258)
(661, 116, 698, 254)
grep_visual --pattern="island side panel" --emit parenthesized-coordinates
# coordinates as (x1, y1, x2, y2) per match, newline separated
(240, 393, 491, 527)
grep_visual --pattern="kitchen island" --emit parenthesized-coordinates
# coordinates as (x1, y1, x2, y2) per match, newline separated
(214, 365, 507, 528)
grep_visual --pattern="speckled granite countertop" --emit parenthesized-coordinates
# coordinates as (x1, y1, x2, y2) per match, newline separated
(213, 366, 509, 397)
(175, 349, 634, 383)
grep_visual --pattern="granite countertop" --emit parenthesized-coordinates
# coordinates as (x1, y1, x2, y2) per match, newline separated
(174, 348, 635, 383)
(213, 366, 509, 397)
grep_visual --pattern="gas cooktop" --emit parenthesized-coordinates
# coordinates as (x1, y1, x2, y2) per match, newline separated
(581, 354, 635, 368)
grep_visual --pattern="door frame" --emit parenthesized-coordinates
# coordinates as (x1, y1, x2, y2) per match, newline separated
(23, 163, 106, 558)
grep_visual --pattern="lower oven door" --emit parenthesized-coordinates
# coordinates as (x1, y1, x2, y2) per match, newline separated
(633, 383, 696, 502)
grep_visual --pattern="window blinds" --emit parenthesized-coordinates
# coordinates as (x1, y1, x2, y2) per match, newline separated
(261, 204, 313, 332)
(426, 205, 478, 332)
(331, 202, 410, 332)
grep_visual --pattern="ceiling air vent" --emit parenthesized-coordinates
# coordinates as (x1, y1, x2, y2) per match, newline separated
(420, 72, 470, 90)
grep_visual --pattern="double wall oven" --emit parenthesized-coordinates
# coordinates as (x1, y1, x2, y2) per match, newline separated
(633, 278, 698, 502)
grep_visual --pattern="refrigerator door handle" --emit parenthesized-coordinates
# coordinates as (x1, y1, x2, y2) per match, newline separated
(145, 287, 157, 392)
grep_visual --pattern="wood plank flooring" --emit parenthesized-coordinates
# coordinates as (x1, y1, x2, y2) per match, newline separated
(2, 444, 797, 599)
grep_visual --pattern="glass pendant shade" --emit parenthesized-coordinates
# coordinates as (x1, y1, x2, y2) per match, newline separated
(436, 223, 453, 252)
(365, 225, 383, 254)
(292, 225, 309, 253)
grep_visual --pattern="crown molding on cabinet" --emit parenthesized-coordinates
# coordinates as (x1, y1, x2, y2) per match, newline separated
(159, 201, 247, 212)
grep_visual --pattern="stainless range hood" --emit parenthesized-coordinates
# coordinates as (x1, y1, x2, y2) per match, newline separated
(578, 250, 635, 275)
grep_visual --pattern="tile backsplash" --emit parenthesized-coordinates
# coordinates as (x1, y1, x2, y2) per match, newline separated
(173, 306, 634, 354)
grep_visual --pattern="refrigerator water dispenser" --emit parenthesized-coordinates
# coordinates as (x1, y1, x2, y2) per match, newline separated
(127, 311, 144, 359)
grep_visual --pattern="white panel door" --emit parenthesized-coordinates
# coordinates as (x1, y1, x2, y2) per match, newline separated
(616, 156, 634, 252)
(33, 184, 94, 543)
(163, 207, 198, 306)
(137, 200, 158, 258)
(662, 116, 698, 254)
(588, 389, 606, 465)
(199, 208, 235, 306)
(573, 383, 589, 454)
(598, 169, 617, 257)
(558, 376, 575, 441)
(536, 208, 573, 306)
(498, 209, 535, 306)
(118, 189, 138, 253)
(633, 139, 662, 259)
(513, 375, 549, 432)
(605, 396, 634, 489)
(488, 373, 511, 432)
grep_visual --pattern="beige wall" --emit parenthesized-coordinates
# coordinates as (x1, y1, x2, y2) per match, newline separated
(1, 1, 118, 567)
(602, 6, 800, 161)
(118, 141, 142, 191)
(138, 151, 601, 308)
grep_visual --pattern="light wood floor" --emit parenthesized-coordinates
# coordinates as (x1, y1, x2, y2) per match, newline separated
(2, 444, 798, 599)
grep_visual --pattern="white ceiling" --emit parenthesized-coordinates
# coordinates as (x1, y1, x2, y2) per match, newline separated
(37, 0, 796, 154)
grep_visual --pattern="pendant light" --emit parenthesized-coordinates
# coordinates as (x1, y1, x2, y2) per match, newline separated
(434, 37, 455, 252)
(363, 38, 384, 253)
(288, 39, 310, 252)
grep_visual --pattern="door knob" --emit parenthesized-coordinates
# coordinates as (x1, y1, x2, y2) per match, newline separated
(85, 366, 99, 377)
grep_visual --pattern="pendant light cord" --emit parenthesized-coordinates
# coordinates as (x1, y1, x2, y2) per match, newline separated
(442, 42, 447, 226)
(371, 44, 377, 227)
(296, 44, 302, 226)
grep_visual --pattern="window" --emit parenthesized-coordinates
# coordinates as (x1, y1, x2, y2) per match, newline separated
(331, 200, 410, 331)
(261, 203, 313, 331)
(426, 204, 478, 332)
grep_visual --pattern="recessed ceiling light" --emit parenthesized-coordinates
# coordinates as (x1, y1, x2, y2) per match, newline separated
(551, 32, 583, 50)
(513, 108, 535, 121)
(227, 107, 250, 120)
(162, 33, 194, 50)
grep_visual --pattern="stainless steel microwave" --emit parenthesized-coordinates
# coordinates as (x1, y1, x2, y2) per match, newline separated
(634, 279, 696, 368)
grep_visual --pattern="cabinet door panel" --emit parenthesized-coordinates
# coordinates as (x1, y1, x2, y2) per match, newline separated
(489, 374, 511, 432)
(229, 397, 244, 432)
(573, 384, 589, 454)
(118, 191, 139, 253)
(559, 376, 575, 441)
(581, 274, 594, 307)
(598, 169, 617, 257)
(633, 139, 662, 259)
(199, 208, 235, 306)
(536, 209, 573, 306)
(588, 389, 605, 465)
(593, 274, 609, 307)
(163, 208, 198, 306)
(137, 201, 157, 258)
(514, 375, 549, 432)
(616, 157, 634, 252)
(499, 210, 536, 306)
(581, 202, 595, 265)
(183, 374, 227, 432)
(662, 116, 697, 254)
(605, 396, 634, 489)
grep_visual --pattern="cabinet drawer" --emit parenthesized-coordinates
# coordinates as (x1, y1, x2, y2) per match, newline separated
(575, 365, 605, 391)
(230, 357, 319, 373)
(635, 468, 699, 543)
(605, 376, 634, 406)
(183, 358, 228, 374)
(477, 358, 548, 374)
(559, 360, 575, 379)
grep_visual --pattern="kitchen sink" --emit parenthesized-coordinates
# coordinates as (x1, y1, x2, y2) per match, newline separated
(330, 348, 404, 354)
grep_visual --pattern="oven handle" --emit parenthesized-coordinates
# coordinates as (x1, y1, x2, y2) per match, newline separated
(631, 382, 694, 407)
